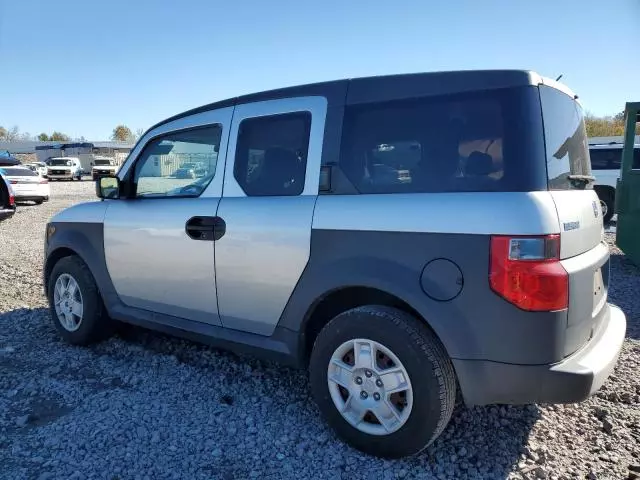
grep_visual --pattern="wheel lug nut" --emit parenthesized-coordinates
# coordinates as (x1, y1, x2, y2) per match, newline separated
(355, 377, 363, 385)
(376, 379, 383, 387)
(360, 391, 368, 399)
(364, 370, 372, 378)
(373, 393, 381, 401)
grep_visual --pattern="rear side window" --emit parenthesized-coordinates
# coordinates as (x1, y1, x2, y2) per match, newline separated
(589, 148, 621, 170)
(634, 148, 640, 170)
(339, 87, 547, 193)
(234, 112, 311, 196)
(539, 86, 592, 190)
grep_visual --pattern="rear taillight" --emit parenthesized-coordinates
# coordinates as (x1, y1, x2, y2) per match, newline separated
(39, 179, 48, 184)
(489, 234, 568, 311)
(9, 192, 15, 206)
(9, 180, 17, 184)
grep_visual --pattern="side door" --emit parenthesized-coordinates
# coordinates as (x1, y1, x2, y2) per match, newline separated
(103, 107, 233, 325)
(215, 97, 327, 335)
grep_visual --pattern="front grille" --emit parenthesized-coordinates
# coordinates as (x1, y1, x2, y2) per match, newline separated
(51, 170, 69, 175)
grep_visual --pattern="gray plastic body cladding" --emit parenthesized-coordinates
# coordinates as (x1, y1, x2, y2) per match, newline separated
(45, 221, 120, 309)
(278, 229, 567, 365)
(45, 223, 301, 366)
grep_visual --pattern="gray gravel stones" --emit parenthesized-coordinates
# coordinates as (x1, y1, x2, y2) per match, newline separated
(1, 181, 639, 479)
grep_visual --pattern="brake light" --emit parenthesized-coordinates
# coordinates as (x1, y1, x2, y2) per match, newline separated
(9, 191, 14, 206)
(39, 179, 48, 184)
(10, 180, 18, 184)
(489, 235, 568, 311)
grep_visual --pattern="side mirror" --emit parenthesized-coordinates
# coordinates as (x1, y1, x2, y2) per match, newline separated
(96, 176, 120, 199)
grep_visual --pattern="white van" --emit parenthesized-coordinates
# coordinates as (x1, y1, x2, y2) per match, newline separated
(46, 157, 83, 181)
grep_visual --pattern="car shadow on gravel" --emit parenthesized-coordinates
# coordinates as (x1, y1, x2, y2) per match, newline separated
(113, 324, 541, 478)
(608, 252, 640, 341)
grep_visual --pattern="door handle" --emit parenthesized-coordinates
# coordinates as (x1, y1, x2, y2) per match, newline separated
(185, 216, 226, 241)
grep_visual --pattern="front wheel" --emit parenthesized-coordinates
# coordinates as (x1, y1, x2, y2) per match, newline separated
(309, 306, 456, 458)
(47, 256, 113, 345)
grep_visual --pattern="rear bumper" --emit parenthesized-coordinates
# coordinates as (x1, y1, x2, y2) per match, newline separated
(0, 207, 16, 220)
(15, 195, 48, 201)
(453, 303, 626, 406)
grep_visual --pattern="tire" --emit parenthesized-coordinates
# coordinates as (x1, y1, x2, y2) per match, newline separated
(600, 192, 614, 223)
(34, 199, 44, 205)
(309, 305, 456, 458)
(47, 255, 113, 345)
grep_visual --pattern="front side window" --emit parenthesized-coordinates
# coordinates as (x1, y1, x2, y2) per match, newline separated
(540, 86, 592, 190)
(339, 87, 546, 193)
(233, 112, 311, 196)
(133, 125, 221, 198)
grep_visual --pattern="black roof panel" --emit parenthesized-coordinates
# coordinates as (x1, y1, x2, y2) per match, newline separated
(149, 70, 541, 131)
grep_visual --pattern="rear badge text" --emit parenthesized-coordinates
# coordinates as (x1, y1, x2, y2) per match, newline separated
(563, 221, 580, 231)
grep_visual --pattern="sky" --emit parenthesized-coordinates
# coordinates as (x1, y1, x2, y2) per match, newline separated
(1, 0, 638, 141)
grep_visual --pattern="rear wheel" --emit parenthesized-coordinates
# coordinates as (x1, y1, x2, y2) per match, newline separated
(309, 305, 456, 458)
(34, 199, 44, 205)
(598, 190, 615, 223)
(47, 256, 113, 345)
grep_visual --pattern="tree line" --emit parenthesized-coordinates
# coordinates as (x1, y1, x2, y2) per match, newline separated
(585, 111, 640, 137)
(0, 124, 145, 143)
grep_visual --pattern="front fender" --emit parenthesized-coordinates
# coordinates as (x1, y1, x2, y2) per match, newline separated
(45, 220, 119, 312)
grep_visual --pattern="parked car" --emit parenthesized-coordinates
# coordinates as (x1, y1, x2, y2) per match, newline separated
(1, 166, 50, 204)
(91, 157, 119, 181)
(588, 139, 640, 222)
(0, 169, 16, 221)
(0, 150, 21, 166)
(46, 157, 83, 181)
(44, 70, 626, 459)
(24, 163, 47, 177)
(175, 163, 206, 179)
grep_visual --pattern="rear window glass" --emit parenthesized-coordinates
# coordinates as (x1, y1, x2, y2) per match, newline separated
(339, 87, 546, 193)
(589, 148, 621, 170)
(2, 167, 38, 176)
(539, 86, 592, 190)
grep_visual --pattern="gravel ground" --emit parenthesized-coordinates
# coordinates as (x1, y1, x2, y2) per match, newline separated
(1, 180, 639, 480)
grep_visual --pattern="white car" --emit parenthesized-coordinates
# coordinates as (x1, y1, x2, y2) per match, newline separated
(24, 162, 48, 177)
(589, 138, 640, 222)
(47, 157, 83, 181)
(1, 166, 50, 204)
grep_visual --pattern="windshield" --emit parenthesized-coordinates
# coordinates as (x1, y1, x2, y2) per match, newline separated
(50, 159, 73, 166)
(540, 85, 592, 190)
